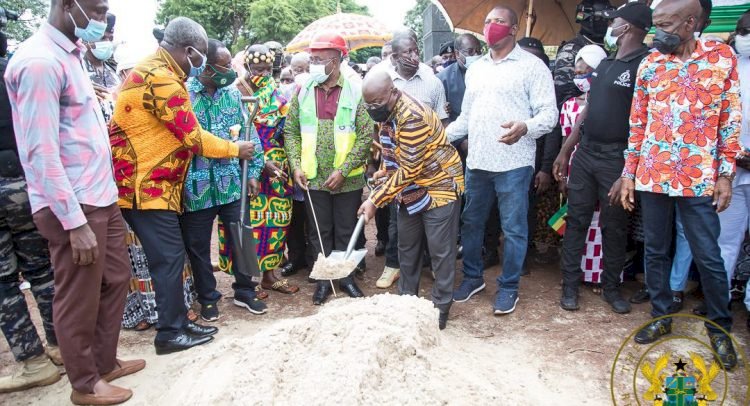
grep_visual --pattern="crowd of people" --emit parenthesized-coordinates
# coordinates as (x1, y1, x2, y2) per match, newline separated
(0, 0, 748, 403)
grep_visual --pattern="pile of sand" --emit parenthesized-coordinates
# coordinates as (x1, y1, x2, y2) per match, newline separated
(159, 294, 505, 405)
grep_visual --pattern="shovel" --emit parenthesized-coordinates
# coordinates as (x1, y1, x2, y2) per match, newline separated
(227, 96, 262, 283)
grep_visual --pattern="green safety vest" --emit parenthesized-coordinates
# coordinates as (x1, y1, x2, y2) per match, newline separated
(298, 77, 364, 180)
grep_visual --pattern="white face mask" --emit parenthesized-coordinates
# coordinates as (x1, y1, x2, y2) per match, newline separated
(464, 55, 481, 68)
(573, 76, 592, 93)
(604, 24, 628, 49)
(735, 34, 750, 56)
(309, 63, 330, 84)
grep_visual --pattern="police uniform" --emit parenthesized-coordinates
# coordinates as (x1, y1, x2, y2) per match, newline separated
(0, 55, 57, 362)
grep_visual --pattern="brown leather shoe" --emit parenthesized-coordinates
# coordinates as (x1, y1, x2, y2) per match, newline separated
(71, 380, 132, 405)
(101, 359, 146, 382)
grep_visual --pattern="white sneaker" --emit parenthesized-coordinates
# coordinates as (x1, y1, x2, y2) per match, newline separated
(376, 266, 400, 289)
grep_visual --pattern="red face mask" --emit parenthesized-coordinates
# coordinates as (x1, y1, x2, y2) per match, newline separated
(483, 22, 512, 47)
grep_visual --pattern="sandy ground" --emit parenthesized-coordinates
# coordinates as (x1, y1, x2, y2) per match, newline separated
(1, 222, 748, 405)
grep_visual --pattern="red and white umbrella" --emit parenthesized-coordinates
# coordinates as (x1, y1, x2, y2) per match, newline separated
(285, 13, 393, 53)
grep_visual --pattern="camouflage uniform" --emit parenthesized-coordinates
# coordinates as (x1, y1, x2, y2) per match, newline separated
(0, 176, 56, 362)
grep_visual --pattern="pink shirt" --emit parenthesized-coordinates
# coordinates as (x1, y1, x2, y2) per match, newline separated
(5, 23, 118, 230)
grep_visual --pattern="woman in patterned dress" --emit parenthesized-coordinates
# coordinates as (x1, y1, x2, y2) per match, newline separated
(218, 44, 299, 297)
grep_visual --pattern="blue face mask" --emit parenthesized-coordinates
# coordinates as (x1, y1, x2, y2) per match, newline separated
(90, 41, 114, 61)
(68, 0, 107, 43)
(186, 46, 207, 78)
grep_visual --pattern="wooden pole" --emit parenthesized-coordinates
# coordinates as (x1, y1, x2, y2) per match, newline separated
(525, 0, 534, 37)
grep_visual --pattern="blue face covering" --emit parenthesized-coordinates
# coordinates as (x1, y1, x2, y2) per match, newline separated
(91, 41, 114, 61)
(68, 0, 107, 43)
(187, 46, 207, 78)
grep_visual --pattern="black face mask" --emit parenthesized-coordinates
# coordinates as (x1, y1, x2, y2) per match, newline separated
(367, 104, 392, 123)
(653, 28, 684, 54)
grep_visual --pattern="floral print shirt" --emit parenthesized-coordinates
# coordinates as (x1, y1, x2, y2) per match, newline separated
(622, 40, 742, 197)
(183, 78, 264, 212)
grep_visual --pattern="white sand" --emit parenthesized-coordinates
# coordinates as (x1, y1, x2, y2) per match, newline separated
(309, 253, 357, 280)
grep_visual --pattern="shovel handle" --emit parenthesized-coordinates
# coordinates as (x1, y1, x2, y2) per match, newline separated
(345, 215, 366, 259)
(239, 97, 260, 226)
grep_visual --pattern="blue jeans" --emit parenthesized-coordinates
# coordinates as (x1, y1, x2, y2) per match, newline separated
(461, 166, 533, 292)
(669, 208, 693, 292)
(640, 192, 732, 333)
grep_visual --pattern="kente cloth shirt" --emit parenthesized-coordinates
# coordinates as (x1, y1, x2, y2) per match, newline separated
(445, 45, 558, 173)
(622, 40, 742, 197)
(369, 93, 464, 215)
(183, 78, 264, 212)
(283, 74, 373, 194)
(110, 47, 240, 212)
(4, 22, 118, 230)
(385, 62, 448, 120)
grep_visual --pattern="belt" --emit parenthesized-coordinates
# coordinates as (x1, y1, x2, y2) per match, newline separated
(579, 142, 627, 153)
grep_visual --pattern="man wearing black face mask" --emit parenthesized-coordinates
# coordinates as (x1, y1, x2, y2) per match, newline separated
(180, 39, 267, 323)
(553, 0, 614, 108)
(619, 0, 741, 370)
(111, 17, 258, 356)
(358, 70, 464, 330)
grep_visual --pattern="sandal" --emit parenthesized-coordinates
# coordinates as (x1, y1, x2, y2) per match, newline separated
(255, 285, 269, 300)
(134, 320, 152, 331)
(187, 309, 199, 323)
(262, 279, 300, 294)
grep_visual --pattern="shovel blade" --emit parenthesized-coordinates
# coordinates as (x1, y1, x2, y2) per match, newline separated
(226, 221, 262, 283)
(309, 249, 367, 281)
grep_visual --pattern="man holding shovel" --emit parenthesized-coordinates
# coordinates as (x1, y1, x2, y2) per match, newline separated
(358, 71, 464, 330)
(284, 32, 372, 305)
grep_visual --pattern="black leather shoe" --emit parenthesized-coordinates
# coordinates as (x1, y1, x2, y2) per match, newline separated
(634, 319, 672, 344)
(154, 332, 214, 355)
(375, 241, 386, 256)
(436, 303, 451, 330)
(280, 262, 297, 278)
(709, 333, 738, 370)
(603, 289, 632, 314)
(184, 321, 218, 337)
(629, 286, 650, 304)
(339, 277, 364, 298)
(312, 281, 332, 305)
(668, 291, 684, 314)
(560, 285, 579, 311)
(692, 301, 707, 316)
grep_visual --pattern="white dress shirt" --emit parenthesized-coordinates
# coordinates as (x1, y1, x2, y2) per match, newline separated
(446, 44, 558, 173)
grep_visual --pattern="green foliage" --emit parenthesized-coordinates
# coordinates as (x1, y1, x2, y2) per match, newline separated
(348, 46, 380, 64)
(2, 0, 49, 43)
(403, 0, 430, 41)
(156, 0, 369, 53)
(156, 0, 253, 51)
(247, 0, 368, 45)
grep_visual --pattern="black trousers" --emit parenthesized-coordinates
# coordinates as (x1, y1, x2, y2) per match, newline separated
(287, 199, 314, 269)
(375, 206, 390, 243)
(121, 209, 187, 341)
(560, 145, 629, 290)
(304, 189, 361, 260)
(179, 199, 257, 305)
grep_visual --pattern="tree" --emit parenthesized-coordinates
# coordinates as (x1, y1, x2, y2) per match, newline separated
(247, 0, 368, 45)
(2, 0, 48, 43)
(403, 0, 430, 42)
(156, 0, 253, 51)
(349, 47, 380, 64)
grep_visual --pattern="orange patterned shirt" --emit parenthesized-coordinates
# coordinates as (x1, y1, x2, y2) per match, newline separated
(622, 40, 742, 197)
(110, 48, 240, 212)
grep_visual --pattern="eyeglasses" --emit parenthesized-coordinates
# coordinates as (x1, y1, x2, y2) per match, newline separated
(458, 48, 480, 57)
(738, 26, 750, 36)
(309, 57, 336, 65)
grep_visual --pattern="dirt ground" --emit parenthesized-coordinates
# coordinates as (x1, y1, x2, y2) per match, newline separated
(1, 222, 748, 405)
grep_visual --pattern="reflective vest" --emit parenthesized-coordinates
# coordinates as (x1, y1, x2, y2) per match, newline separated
(298, 77, 364, 180)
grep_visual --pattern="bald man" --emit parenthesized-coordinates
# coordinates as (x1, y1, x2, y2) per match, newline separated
(619, 0, 741, 370)
(358, 71, 464, 330)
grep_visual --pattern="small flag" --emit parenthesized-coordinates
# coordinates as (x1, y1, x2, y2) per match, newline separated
(548, 203, 568, 236)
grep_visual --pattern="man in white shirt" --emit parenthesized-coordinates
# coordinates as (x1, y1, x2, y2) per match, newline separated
(446, 5, 557, 314)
